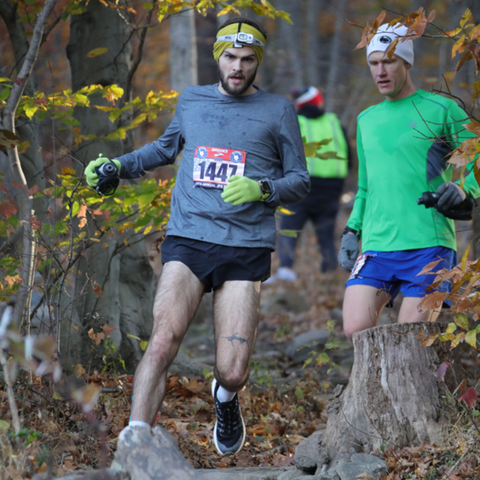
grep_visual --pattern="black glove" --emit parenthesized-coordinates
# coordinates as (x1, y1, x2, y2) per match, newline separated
(436, 182, 466, 210)
(338, 233, 359, 272)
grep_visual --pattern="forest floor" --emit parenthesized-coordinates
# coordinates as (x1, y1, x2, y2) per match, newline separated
(1, 211, 480, 479)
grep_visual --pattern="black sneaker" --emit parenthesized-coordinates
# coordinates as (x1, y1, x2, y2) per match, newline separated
(212, 378, 246, 455)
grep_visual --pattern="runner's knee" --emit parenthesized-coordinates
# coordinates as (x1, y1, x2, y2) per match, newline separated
(145, 328, 182, 366)
(214, 364, 249, 392)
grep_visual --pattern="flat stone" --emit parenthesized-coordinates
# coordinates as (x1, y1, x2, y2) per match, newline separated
(285, 329, 330, 364)
(261, 290, 310, 315)
(197, 466, 292, 479)
(295, 430, 325, 464)
(336, 453, 388, 480)
(295, 455, 317, 474)
(277, 468, 312, 479)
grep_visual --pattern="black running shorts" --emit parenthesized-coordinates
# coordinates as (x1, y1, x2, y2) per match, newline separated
(161, 235, 272, 292)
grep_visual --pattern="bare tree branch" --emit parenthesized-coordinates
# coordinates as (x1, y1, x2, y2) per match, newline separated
(2, 0, 58, 327)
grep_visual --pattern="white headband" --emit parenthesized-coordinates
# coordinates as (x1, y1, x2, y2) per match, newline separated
(366, 23, 414, 66)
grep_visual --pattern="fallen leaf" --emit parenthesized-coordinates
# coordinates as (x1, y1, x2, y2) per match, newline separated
(357, 474, 375, 480)
(459, 387, 478, 407)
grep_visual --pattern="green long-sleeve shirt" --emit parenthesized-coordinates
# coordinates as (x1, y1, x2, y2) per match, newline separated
(348, 89, 479, 252)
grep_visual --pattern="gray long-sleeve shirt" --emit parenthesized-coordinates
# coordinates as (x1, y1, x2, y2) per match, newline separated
(116, 84, 309, 249)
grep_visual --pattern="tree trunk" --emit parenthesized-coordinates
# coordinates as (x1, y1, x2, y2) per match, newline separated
(1, 0, 56, 327)
(305, 0, 321, 87)
(272, 0, 303, 94)
(169, 9, 198, 91)
(324, 0, 347, 113)
(66, 1, 156, 369)
(321, 322, 463, 468)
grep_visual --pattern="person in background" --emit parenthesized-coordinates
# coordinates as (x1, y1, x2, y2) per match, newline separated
(269, 86, 352, 282)
(337, 23, 480, 340)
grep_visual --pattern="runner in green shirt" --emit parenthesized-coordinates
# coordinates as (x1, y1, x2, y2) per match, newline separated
(338, 23, 479, 339)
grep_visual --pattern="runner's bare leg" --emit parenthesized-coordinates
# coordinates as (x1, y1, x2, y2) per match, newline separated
(130, 261, 205, 424)
(397, 296, 440, 323)
(213, 280, 261, 391)
(342, 284, 392, 340)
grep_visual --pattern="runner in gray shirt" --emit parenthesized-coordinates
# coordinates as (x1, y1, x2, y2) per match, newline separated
(85, 16, 309, 455)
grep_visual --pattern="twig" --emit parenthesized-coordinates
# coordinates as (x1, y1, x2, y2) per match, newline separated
(0, 305, 21, 433)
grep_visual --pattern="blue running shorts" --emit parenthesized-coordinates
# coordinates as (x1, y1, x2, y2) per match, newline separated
(346, 246, 457, 302)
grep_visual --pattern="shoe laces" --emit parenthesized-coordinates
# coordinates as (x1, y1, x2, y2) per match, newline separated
(215, 395, 241, 436)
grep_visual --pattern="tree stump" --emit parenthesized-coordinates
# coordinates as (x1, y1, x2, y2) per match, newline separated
(321, 322, 463, 466)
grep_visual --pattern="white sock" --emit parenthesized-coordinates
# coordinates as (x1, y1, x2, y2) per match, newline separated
(129, 420, 150, 428)
(216, 385, 236, 403)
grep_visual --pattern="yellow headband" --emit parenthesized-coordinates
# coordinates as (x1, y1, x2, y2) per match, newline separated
(213, 23, 266, 65)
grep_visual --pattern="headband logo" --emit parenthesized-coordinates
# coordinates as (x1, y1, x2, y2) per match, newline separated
(379, 35, 392, 44)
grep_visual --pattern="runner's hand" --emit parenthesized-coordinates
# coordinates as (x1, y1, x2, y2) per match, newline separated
(221, 176, 262, 206)
(338, 234, 359, 272)
(85, 155, 121, 188)
(435, 182, 466, 210)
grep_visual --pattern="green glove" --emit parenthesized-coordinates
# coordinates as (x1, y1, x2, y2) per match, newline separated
(221, 176, 262, 206)
(85, 154, 121, 188)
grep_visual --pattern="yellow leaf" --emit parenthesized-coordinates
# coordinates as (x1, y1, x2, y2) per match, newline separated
(86, 47, 108, 58)
(24, 106, 38, 119)
(53, 389, 64, 400)
(461, 244, 470, 272)
(452, 34, 466, 58)
(446, 322, 457, 334)
(455, 313, 470, 331)
(451, 332, 465, 349)
(465, 329, 477, 348)
(439, 333, 455, 342)
(445, 27, 462, 37)
(460, 8, 472, 28)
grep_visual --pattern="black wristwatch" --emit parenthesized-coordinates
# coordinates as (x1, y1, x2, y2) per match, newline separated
(258, 179, 271, 200)
(342, 226, 360, 239)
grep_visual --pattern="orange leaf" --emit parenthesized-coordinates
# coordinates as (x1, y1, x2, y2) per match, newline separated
(417, 291, 447, 312)
(385, 38, 400, 59)
(354, 23, 374, 51)
(78, 204, 87, 218)
(30, 215, 42, 231)
(416, 259, 442, 276)
(28, 184, 39, 196)
(0, 198, 18, 218)
(464, 121, 480, 136)
(372, 10, 386, 30)
(102, 323, 116, 337)
(455, 49, 473, 73)
(93, 284, 103, 296)
(88, 328, 105, 346)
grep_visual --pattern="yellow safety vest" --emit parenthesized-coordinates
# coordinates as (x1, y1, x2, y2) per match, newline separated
(298, 113, 349, 178)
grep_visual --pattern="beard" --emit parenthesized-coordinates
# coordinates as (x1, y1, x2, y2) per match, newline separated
(218, 65, 257, 96)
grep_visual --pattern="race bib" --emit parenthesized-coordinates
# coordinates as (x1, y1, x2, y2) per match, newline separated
(193, 146, 246, 189)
